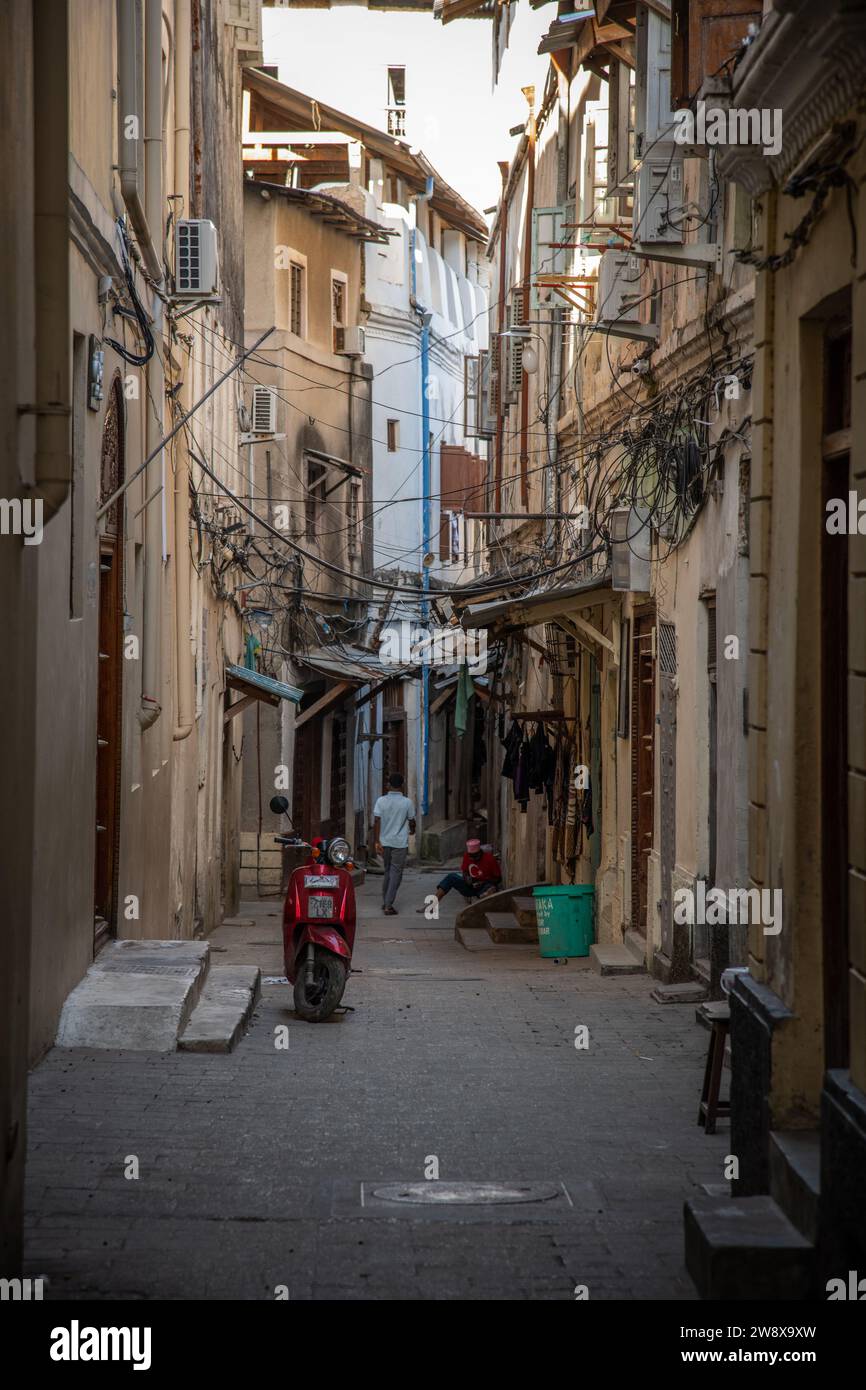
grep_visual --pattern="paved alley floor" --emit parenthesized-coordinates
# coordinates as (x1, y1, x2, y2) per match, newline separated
(24, 868, 730, 1300)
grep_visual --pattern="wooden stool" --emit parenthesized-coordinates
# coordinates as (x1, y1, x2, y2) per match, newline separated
(698, 1002, 731, 1134)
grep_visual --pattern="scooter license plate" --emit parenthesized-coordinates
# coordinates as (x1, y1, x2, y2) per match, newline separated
(308, 894, 335, 918)
(304, 874, 339, 888)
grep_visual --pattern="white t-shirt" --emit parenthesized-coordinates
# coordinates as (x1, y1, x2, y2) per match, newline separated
(373, 791, 416, 849)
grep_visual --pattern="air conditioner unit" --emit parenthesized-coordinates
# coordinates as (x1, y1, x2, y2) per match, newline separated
(634, 153, 684, 245)
(251, 385, 277, 435)
(338, 326, 365, 357)
(598, 251, 641, 324)
(175, 219, 220, 298)
(610, 505, 651, 592)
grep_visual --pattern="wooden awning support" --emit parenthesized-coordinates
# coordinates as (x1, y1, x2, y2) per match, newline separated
(294, 680, 354, 731)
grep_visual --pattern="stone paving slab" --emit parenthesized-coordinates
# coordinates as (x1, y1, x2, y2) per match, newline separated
(26, 870, 727, 1300)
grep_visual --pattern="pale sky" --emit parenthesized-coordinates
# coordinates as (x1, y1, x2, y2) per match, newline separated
(262, 3, 552, 217)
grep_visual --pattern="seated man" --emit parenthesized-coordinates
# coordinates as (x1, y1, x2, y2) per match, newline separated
(421, 838, 502, 910)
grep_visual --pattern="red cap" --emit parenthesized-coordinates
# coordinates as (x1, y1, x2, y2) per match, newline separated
(466, 838, 482, 853)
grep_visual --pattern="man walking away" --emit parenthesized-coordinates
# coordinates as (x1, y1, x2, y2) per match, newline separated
(373, 773, 416, 915)
(420, 839, 502, 911)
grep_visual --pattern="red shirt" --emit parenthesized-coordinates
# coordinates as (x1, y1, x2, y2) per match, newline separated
(461, 850, 502, 884)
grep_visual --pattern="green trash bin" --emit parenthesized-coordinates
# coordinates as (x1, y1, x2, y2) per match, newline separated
(533, 884, 595, 958)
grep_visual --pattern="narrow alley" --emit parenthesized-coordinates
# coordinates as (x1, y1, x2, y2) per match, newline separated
(2, 0, 865, 1351)
(24, 869, 722, 1301)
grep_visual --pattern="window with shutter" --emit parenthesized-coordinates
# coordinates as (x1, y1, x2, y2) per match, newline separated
(331, 274, 346, 354)
(289, 262, 304, 337)
(463, 355, 479, 437)
(305, 459, 326, 539)
(635, 6, 676, 156)
(505, 294, 524, 400)
(672, 1, 763, 108)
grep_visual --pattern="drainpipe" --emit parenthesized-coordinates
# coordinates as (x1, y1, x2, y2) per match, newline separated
(411, 177, 434, 818)
(116, 0, 162, 285)
(28, 0, 71, 523)
(137, 0, 166, 728)
(546, 65, 570, 555)
(172, 0, 194, 741)
(519, 97, 536, 509)
(493, 160, 509, 515)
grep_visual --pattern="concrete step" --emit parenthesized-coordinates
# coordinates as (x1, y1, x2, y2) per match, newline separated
(178, 965, 261, 1053)
(590, 943, 647, 976)
(511, 895, 539, 930)
(684, 1195, 815, 1300)
(456, 925, 496, 951)
(454, 882, 545, 934)
(623, 929, 647, 966)
(769, 1130, 821, 1245)
(651, 982, 708, 1005)
(56, 940, 210, 1052)
(485, 911, 538, 945)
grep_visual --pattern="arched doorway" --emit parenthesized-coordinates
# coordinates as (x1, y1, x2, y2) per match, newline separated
(94, 375, 125, 952)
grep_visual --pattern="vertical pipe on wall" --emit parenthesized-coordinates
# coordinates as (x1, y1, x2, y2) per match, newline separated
(31, 0, 71, 522)
(173, 0, 194, 740)
(139, 0, 165, 728)
(411, 177, 434, 819)
(520, 105, 536, 509)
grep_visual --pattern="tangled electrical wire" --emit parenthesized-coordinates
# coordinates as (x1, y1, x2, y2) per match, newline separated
(582, 346, 754, 567)
(735, 121, 862, 274)
(104, 220, 156, 367)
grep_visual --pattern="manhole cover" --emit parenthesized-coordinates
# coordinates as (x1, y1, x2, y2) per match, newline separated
(370, 1181, 559, 1206)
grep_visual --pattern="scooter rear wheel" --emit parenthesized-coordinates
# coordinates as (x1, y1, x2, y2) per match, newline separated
(293, 948, 347, 1022)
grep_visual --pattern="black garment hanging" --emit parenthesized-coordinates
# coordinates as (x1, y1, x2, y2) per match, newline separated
(514, 737, 531, 809)
(500, 720, 522, 781)
(526, 722, 551, 792)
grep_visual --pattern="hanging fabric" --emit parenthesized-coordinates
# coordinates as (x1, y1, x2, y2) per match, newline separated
(454, 662, 474, 738)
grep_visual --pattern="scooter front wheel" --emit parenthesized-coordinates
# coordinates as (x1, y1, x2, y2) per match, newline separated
(293, 948, 347, 1022)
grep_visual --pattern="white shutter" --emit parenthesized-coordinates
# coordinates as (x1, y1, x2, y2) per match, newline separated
(636, 6, 676, 155)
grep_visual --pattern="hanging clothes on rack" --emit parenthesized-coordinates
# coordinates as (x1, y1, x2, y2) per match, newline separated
(500, 719, 522, 781)
(514, 735, 531, 811)
(527, 721, 550, 793)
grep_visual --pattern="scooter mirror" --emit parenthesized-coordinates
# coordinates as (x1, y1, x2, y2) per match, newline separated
(269, 795, 289, 815)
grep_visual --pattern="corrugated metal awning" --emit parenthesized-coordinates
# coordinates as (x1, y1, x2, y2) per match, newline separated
(224, 663, 303, 723)
(462, 569, 613, 630)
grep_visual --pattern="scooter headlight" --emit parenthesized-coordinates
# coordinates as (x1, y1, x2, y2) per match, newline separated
(327, 837, 351, 867)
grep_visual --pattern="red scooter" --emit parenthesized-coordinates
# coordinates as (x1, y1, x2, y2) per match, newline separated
(270, 795, 356, 1022)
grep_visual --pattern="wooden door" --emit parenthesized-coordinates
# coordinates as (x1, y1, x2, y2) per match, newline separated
(293, 715, 322, 842)
(658, 620, 678, 959)
(631, 612, 655, 935)
(821, 324, 851, 1068)
(326, 713, 347, 838)
(94, 378, 124, 951)
(381, 678, 406, 795)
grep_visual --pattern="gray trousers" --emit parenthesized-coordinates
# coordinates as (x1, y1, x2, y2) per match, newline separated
(382, 846, 408, 909)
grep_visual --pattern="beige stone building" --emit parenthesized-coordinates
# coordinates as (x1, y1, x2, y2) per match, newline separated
(701, 0, 866, 1291)
(1, 0, 266, 1266)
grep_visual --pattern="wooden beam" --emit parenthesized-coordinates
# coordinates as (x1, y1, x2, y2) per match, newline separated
(563, 609, 616, 657)
(223, 693, 257, 724)
(294, 679, 354, 731)
(430, 685, 456, 717)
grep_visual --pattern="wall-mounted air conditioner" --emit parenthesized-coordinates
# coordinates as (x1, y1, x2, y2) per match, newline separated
(598, 251, 641, 324)
(175, 219, 220, 298)
(338, 326, 366, 357)
(610, 504, 652, 592)
(251, 385, 277, 435)
(634, 154, 684, 245)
